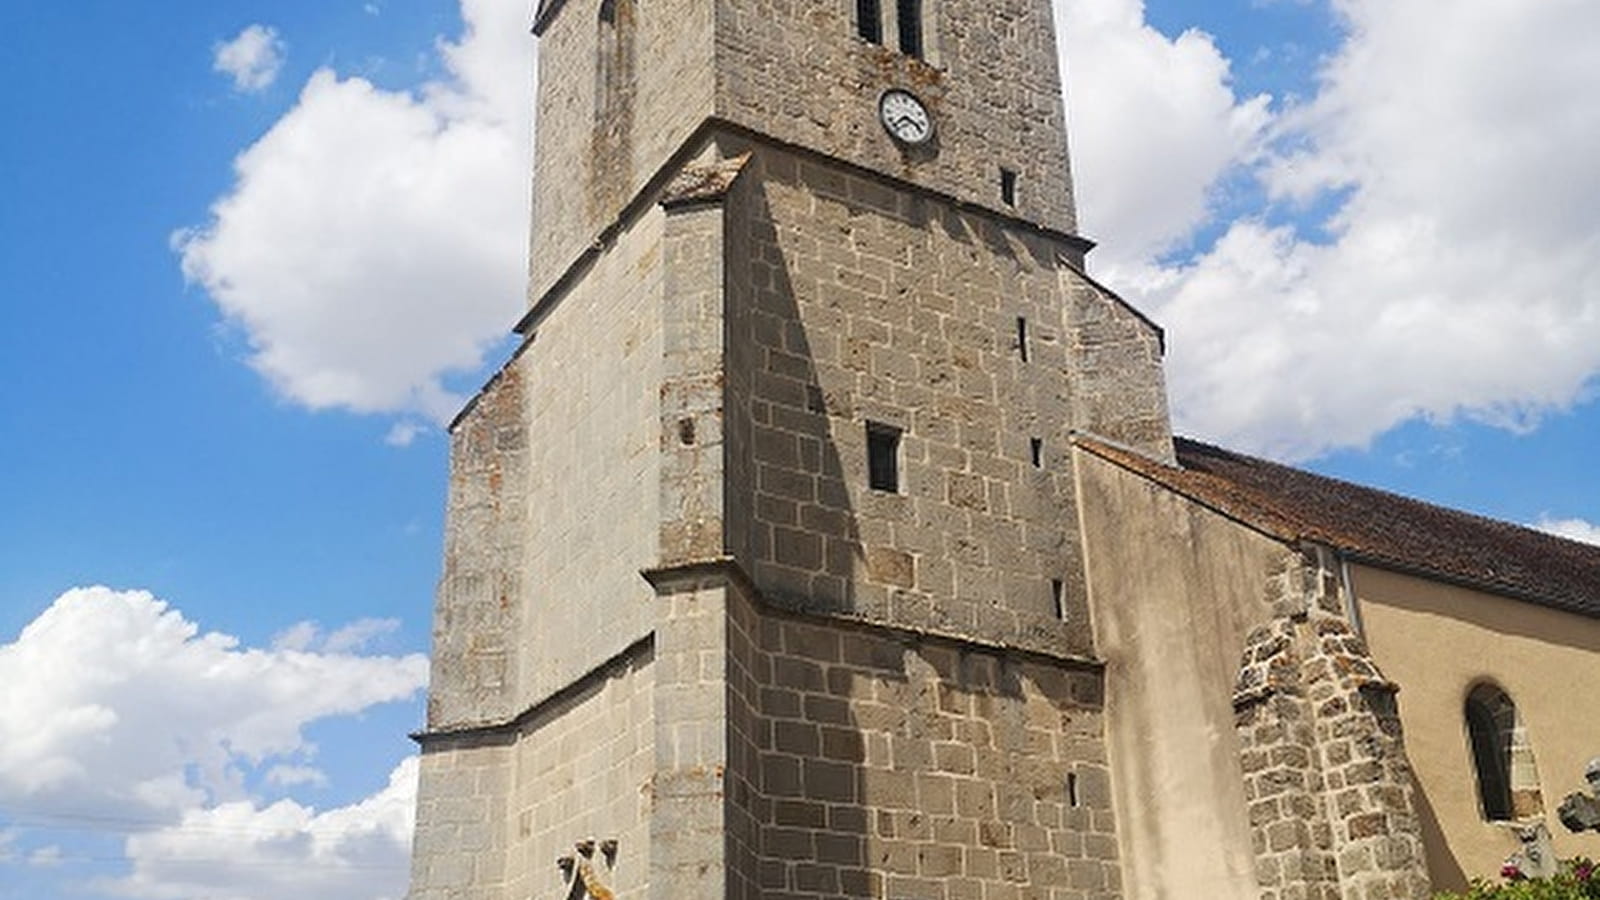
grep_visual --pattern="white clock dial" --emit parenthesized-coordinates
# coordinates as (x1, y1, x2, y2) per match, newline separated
(879, 89, 933, 146)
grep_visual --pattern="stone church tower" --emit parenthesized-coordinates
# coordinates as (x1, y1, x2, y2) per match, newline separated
(407, 0, 1173, 897)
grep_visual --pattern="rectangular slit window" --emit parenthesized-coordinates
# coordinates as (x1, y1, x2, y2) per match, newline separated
(1016, 316, 1029, 362)
(1030, 438, 1043, 469)
(897, 0, 923, 58)
(857, 0, 883, 43)
(1067, 772, 1080, 807)
(1051, 578, 1067, 621)
(867, 422, 902, 492)
(1000, 168, 1018, 206)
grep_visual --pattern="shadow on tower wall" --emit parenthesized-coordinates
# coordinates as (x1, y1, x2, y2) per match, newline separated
(716, 146, 1119, 898)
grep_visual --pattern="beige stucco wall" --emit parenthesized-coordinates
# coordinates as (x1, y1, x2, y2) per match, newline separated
(1353, 565, 1600, 889)
(1074, 449, 1287, 900)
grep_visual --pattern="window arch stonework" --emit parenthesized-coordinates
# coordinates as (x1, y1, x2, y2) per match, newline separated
(1465, 682, 1544, 821)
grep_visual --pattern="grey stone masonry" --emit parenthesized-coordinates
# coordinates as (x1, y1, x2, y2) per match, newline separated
(718, 139, 1170, 657)
(412, 0, 1175, 892)
(429, 357, 530, 730)
(409, 647, 655, 900)
(715, 0, 1078, 234)
(412, 127, 1170, 896)
(1232, 552, 1431, 900)
(723, 572, 1119, 900)
(530, 0, 715, 296)
(530, 0, 1081, 302)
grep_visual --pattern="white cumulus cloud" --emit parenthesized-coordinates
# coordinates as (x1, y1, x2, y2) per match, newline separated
(1056, 0, 1271, 264)
(0, 587, 427, 822)
(107, 757, 418, 900)
(1059, 0, 1600, 460)
(272, 617, 401, 654)
(265, 765, 331, 789)
(1535, 517, 1600, 547)
(178, 0, 536, 425)
(213, 25, 287, 93)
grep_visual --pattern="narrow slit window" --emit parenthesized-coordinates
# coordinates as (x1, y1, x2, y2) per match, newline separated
(857, 0, 883, 44)
(867, 422, 902, 492)
(1051, 579, 1067, 620)
(897, 0, 923, 58)
(1000, 167, 1018, 206)
(1016, 316, 1029, 362)
(1030, 438, 1044, 469)
(1066, 772, 1080, 807)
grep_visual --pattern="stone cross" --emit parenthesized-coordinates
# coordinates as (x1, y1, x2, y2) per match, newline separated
(1508, 822, 1559, 879)
(555, 838, 619, 900)
(1558, 757, 1600, 833)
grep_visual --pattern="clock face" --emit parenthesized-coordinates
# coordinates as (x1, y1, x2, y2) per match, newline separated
(879, 90, 933, 146)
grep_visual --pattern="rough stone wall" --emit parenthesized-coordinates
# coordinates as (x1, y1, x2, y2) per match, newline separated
(511, 208, 665, 706)
(531, 0, 715, 296)
(720, 143, 1168, 658)
(715, 0, 1077, 235)
(503, 651, 656, 900)
(430, 362, 531, 731)
(1060, 270, 1173, 463)
(409, 737, 515, 899)
(1232, 558, 1431, 900)
(724, 584, 1120, 900)
(646, 570, 743, 899)
(659, 169, 733, 565)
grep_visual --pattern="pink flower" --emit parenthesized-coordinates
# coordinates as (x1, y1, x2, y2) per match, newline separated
(1500, 863, 1523, 881)
(1576, 862, 1594, 881)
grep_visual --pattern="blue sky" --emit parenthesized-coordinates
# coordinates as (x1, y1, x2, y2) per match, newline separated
(1, 1, 1596, 897)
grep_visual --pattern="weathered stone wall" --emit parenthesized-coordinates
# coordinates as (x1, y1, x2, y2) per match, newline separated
(511, 208, 665, 706)
(658, 166, 734, 566)
(1061, 269, 1172, 463)
(647, 572, 740, 899)
(409, 736, 515, 899)
(719, 143, 1168, 657)
(412, 648, 655, 900)
(715, 0, 1077, 236)
(429, 363, 532, 731)
(724, 584, 1120, 900)
(1233, 608, 1430, 900)
(531, 0, 715, 296)
(503, 650, 656, 900)
(533, 0, 1082, 300)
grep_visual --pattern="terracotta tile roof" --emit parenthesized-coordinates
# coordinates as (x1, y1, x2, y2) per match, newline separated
(1076, 436, 1600, 618)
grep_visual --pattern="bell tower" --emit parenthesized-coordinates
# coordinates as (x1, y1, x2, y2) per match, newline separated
(408, 1, 1172, 897)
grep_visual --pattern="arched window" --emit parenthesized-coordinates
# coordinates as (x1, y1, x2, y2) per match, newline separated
(1465, 683, 1543, 821)
(591, 0, 637, 202)
(897, 0, 924, 58)
(857, 0, 883, 44)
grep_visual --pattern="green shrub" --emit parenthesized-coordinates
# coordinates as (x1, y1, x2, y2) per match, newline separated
(1434, 859, 1600, 900)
